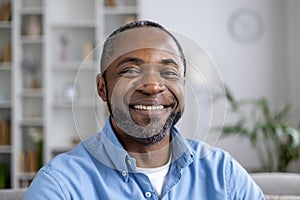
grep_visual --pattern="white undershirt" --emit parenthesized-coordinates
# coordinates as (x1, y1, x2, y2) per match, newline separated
(136, 156, 171, 197)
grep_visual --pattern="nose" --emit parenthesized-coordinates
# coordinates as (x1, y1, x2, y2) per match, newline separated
(136, 73, 166, 94)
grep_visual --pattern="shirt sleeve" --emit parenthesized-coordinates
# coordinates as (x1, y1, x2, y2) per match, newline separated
(226, 155, 265, 200)
(23, 166, 69, 200)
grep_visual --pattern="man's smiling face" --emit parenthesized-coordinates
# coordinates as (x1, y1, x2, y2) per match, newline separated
(98, 27, 185, 144)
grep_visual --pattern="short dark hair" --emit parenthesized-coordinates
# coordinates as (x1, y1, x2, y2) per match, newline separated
(100, 20, 186, 75)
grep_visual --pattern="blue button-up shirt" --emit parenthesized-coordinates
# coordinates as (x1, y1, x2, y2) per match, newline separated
(24, 119, 264, 199)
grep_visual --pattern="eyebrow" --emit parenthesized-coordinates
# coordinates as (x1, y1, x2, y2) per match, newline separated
(159, 58, 179, 66)
(116, 57, 180, 69)
(116, 57, 144, 68)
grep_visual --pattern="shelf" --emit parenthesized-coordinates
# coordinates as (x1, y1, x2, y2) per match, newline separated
(0, 62, 12, 69)
(0, 21, 13, 28)
(0, 101, 11, 109)
(21, 89, 43, 98)
(0, 0, 140, 189)
(20, 36, 44, 44)
(52, 61, 97, 70)
(53, 99, 95, 108)
(20, 7, 43, 15)
(0, 145, 12, 154)
(20, 118, 44, 127)
(51, 20, 96, 28)
(104, 6, 137, 14)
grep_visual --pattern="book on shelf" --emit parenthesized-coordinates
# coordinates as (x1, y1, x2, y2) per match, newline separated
(19, 150, 38, 173)
(0, 2, 11, 22)
(0, 120, 10, 145)
(0, 43, 11, 63)
(28, 150, 38, 172)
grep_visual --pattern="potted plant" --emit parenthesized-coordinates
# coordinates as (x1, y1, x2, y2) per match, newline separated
(220, 86, 300, 172)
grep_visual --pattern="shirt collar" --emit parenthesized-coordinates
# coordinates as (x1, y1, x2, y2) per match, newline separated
(87, 117, 194, 180)
(101, 118, 130, 172)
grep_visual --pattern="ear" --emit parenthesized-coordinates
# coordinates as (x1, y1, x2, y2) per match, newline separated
(96, 74, 107, 102)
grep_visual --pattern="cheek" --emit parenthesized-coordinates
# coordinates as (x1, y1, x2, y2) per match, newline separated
(107, 78, 137, 106)
(169, 83, 185, 109)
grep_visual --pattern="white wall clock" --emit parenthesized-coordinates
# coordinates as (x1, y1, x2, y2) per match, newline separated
(228, 8, 265, 44)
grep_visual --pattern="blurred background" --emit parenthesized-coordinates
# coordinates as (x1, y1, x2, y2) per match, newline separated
(0, 0, 299, 189)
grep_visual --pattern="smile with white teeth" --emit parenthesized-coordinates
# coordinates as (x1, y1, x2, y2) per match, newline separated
(133, 105, 164, 111)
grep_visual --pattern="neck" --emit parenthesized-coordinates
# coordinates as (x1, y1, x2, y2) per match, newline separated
(111, 117, 171, 168)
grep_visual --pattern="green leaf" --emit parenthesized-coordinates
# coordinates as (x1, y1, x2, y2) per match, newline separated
(286, 127, 300, 148)
(224, 86, 238, 110)
(274, 104, 291, 122)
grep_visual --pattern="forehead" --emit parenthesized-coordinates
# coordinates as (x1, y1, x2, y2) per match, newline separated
(103, 27, 181, 71)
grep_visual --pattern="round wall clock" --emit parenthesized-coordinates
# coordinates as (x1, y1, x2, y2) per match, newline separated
(227, 8, 265, 44)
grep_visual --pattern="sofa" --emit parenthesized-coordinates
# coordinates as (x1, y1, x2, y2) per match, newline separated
(0, 188, 26, 200)
(251, 172, 300, 200)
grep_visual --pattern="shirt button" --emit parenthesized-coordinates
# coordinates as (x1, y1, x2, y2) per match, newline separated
(127, 160, 132, 165)
(145, 191, 152, 198)
(122, 171, 127, 177)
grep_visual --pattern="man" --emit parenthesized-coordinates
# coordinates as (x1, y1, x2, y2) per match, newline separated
(24, 20, 264, 199)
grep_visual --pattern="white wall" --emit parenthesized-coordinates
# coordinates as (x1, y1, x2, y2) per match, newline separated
(140, 0, 299, 171)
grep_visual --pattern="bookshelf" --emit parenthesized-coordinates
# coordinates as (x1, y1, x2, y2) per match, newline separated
(12, 0, 45, 188)
(0, 0, 140, 189)
(0, 0, 12, 189)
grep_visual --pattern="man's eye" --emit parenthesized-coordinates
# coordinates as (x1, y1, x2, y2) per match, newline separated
(119, 68, 140, 77)
(161, 70, 180, 79)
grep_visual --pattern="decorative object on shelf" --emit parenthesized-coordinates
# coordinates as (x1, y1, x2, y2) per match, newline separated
(0, 43, 11, 63)
(123, 15, 136, 24)
(24, 15, 41, 37)
(0, 2, 11, 22)
(105, 0, 117, 7)
(21, 58, 40, 89)
(0, 163, 7, 189)
(0, 120, 10, 145)
(227, 8, 265, 44)
(219, 86, 300, 172)
(105, 0, 129, 7)
(27, 127, 43, 171)
(19, 127, 43, 174)
(63, 82, 79, 103)
(59, 34, 70, 61)
(82, 42, 94, 61)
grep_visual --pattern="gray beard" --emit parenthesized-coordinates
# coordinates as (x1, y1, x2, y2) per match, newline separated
(111, 106, 178, 144)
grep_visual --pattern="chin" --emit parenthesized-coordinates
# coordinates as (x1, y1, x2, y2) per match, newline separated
(130, 131, 169, 145)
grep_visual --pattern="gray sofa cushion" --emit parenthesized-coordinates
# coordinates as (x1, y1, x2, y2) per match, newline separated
(0, 189, 26, 200)
(251, 173, 300, 196)
(265, 195, 300, 200)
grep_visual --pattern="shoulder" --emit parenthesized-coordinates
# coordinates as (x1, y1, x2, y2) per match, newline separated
(187, 139, 264, 199)
(37, 142, 95, 186)
(24, 135, 105, 199)
(188, 139, 250, 179)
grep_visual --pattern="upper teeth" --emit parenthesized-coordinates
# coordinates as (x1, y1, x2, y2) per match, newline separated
(134, 105, 164, 111)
